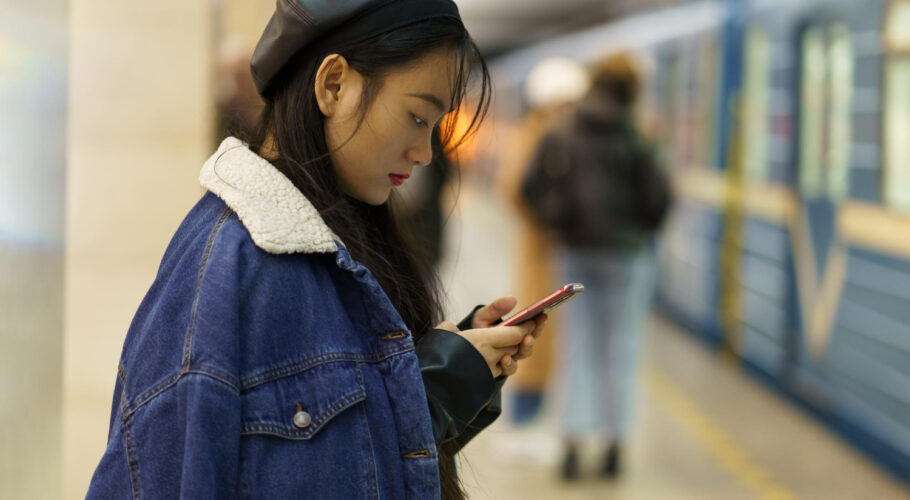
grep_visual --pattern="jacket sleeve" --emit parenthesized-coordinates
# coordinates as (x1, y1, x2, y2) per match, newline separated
(86, 373, 242, 500)
(88, 218, 250, 499)
(416, 306, 506, 450)
(151, 375, 242, 498)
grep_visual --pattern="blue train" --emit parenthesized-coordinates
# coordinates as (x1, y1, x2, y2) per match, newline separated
(485, 0, 910, 483)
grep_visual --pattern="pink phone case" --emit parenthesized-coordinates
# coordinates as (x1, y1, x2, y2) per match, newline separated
(498, 283, 585, 327)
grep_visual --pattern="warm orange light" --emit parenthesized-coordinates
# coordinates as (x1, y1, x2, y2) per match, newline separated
(440, 103, 481, 163)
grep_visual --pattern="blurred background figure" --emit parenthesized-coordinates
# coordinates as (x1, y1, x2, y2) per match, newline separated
(521, 52, 671, 480)
(492, 56, 589, 463)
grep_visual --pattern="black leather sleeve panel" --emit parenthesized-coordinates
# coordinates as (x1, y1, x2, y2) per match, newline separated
(457, 305, 484, 331)
(416, 327, 504, 448)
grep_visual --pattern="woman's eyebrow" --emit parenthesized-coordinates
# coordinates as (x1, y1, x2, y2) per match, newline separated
(407, 93, 451, 114)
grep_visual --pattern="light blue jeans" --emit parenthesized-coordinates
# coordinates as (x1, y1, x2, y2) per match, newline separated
(555, 247, 655, 440)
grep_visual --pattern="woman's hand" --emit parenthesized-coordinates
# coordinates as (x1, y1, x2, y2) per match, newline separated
(470, 296, 520, 329)
(436, 296, 548, 378)
(472, 296, 548, 363)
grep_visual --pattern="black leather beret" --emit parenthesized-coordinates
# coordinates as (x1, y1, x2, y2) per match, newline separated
(250, 0, 462, 96)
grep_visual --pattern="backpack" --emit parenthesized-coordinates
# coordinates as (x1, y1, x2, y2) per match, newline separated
(519, 120, 671, 249)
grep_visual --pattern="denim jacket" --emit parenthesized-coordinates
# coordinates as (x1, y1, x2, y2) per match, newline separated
(86, 138, 501, 499)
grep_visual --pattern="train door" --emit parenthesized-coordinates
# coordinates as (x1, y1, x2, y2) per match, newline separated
(792, 20, 853, 371)
(725, 25, 793, 375)
(655, 38, 730, 343)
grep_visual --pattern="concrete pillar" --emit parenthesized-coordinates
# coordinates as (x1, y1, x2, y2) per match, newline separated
(0, 2, 67, 498)
(63, 2, 215, 497)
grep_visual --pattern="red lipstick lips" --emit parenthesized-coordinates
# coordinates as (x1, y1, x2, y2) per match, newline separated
(389, 174, 410, 186)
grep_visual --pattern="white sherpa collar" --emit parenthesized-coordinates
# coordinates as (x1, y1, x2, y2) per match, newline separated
(199, 137, 341, 255)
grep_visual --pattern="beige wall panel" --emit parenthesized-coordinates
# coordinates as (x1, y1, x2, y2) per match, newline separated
(219, 0, 273, 49)
(63, 2, 214, 498)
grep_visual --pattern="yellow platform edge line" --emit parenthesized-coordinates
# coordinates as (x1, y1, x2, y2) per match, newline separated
(645, 364, 798, 500)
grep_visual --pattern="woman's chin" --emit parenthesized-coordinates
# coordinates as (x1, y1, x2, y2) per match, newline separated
(356, 189, 392, 206)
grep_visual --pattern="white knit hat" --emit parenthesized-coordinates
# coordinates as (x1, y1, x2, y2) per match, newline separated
(523, 57, 590, 110)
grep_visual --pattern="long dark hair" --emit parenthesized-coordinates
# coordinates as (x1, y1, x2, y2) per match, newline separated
(235, 16, 491, 500)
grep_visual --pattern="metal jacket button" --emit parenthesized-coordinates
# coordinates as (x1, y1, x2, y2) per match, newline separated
(293, 410, 312, 429)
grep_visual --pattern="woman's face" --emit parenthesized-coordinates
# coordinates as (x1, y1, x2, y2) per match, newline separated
(319, 49, 456, 205)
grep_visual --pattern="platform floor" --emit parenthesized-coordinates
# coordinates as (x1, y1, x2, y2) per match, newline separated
(438, 183, 910, 500)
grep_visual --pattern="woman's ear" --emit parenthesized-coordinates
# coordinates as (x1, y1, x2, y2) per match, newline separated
(315, 54, 354, 117)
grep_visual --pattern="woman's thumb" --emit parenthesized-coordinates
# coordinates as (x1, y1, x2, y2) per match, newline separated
(492, 296, 518, 315)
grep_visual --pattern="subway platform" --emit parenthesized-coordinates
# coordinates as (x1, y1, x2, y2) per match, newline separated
(438, 182, 910, 500)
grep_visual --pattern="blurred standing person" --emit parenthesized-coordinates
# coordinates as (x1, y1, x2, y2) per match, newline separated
(521, 52, 671, 480)
(494, 58, 589, 446)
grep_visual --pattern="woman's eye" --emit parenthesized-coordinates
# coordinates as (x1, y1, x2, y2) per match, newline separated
(412, 114, 428, 128)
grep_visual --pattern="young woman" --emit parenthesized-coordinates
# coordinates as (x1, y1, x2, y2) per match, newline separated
(86, 1, 546, 498)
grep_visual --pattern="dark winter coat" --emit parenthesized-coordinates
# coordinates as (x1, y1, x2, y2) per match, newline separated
(521, 91, 671, 251)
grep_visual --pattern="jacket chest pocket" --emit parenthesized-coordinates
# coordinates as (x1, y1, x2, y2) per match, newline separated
(240, 360, 367, 439)
(238, 361, 377, 499)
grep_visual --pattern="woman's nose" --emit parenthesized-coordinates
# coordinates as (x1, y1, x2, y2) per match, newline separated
(407, 135, 433, 167)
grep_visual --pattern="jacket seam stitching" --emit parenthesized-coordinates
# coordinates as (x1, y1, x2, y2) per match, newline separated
(128, 372, 181, 416)
(355, 366, 380, 500)
(184, 362, 240, 389)
(123, 415, 142, 499)
(240, 346, 414, 390)
(124, 369, 240, 419)
(118, 363, 130, 418)
(182, 207, 233, 368)
(119, 393, 129, 428)
(355, 277, 386, 336)
(184, 368, 240, 392)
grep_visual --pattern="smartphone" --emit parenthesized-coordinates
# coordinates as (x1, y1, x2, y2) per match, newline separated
(498, 283, 585, 327)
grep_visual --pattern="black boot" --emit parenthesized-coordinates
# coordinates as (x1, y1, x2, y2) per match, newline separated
(560, 442, 580, 481)
(601, 442, 622, 478)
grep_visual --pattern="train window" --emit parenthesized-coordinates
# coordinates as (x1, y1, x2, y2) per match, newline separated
(826, 23, 853, 200)
(798, 23, 853, 199)
(742, 27, 770, 180)
(885, 0, 910, 50)
(658, 51, 681, 167)
(695, 35, 719, 168)
(884, 1, 910, 210)
(680, 48, 697, 166)
(799, 26, 826, 197)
